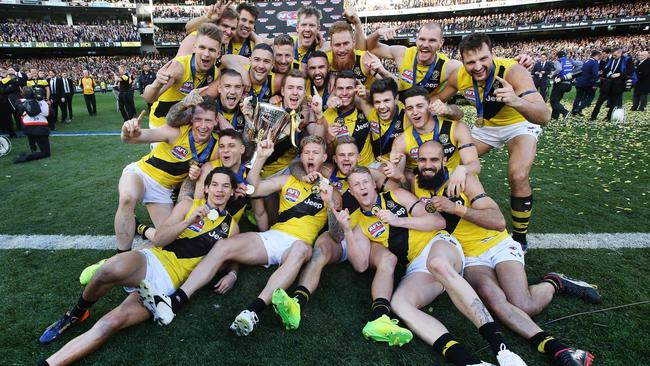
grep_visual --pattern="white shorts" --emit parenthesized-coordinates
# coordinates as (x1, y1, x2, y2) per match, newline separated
(122, 162, 173, 204)
(339, 239, 348, 263)
(124, 249, 176, 296)
(471, 121, 542, 149)
(256, 229, 301, 267)
(464, 236, 525, 269)
(405, 232, 465, 277)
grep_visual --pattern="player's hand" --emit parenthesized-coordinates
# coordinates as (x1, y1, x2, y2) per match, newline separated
(188, 205, 208, 224)
(376, 209, 398, 226)
(493, 76, 521, 108)
(302, 171, 323, 184)
(213, 271, 237, 294)
(310, 93, 324, 119)
(188, 162, 202, 181)
(355, 79, 367, 99)
(327, 95, 342, 109)
(326, 123, 340, 143)
(319, 180, 334, 205)
(611, 73, 621, 79)
(182, 88, 204, 108)
(389, 151, 404, 165)
(514, 53, 534, 70)
(240, 96, 254, 119)
(446, 165, 467, 197)
(269, 94, 282, 105)
(153, 60, 174, 87)
(428, 99, 451, 116)
(121, 111, 145, 138)
(377, 27, 399, 41)
(342, 7, 360, 24)
(234, 183, 247, 199)
(380, 158, 404, 181)
(335, 208, 351, 231)
(431, 196, 457, 214)
(256, 136, 275, 159)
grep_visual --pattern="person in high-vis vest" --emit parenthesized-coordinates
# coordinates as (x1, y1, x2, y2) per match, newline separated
(438, 33, 551, 251)
(409, 141, 599, 366)
(145, 23, 223, 129)
(38, 167, 239, 364)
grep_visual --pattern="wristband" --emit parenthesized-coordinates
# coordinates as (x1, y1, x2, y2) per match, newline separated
(455, 204, 468, 218)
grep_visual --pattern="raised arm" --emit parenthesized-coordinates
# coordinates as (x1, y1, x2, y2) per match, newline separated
(121, 112, 180, 144)
(445, 121, 480, 197)
(365, 27, 406, 63)
(143, 60, 184, 103)
(498, 64, 551, 125)
(247, 139, 290, 197)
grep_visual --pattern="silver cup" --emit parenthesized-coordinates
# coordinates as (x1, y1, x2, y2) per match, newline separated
(244, 102, 296, 167)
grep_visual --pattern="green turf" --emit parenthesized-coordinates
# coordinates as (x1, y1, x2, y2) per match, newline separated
(1, 248, 648, 365)
(1, 93, 648, 234)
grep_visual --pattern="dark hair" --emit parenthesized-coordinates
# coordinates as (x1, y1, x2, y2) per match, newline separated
(281, 69, 306, 89)
(541, 53, 548, 57)
(236, 2, 259, 20)
(218, 128, 245, 145)
(204, 166, 238, 189)
(556, 51, 566, 58)
(369, 78, 398, 101)
(221, 68, 243, 81)
(307, 50, 328, 63)
(402, 85, 430, 103)
(220, 7, 238, 22)
(273, 34, 294, 48)
(603, 48, 612, 54)
(297, 5, 322, 24)
(253, 43, 274, 57)
(590, 50, 602, 58)
(335, 70, 356, 84)
(458, 33, 492, 57)
(195, 96, 218, 114)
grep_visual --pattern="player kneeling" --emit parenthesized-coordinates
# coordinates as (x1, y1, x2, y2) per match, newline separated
(38, 168, 239, 365)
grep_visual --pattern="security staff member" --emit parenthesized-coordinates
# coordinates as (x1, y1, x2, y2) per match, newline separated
(114, 66, 136, 121)
(549, 51, 578, 120)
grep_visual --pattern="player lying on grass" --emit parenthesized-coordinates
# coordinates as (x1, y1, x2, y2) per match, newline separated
(406, 140, 599, 366)
(38, 168, 240, 366)
(328, 166, 527, 365)
(139, 136, 341, 337)
(270, 136, 400, 330)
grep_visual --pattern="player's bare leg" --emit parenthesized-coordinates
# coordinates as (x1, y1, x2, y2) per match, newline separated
(114, 173, 145, 251)
(258, 240, 312, 303)
(506, 135, 537, 250)
(297, 232, 343, 293)
(495, 261, 554, 316)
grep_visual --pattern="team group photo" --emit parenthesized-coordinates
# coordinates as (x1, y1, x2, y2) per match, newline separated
(0, 0, 648, 365)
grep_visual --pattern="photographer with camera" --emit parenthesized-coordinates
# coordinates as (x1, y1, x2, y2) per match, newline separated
(13, 87, 51, 164)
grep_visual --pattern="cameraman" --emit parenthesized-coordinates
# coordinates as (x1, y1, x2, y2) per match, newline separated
(13, 87, 51, 164)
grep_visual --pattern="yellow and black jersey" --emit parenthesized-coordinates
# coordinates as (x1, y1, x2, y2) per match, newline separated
(398, 47, 449, 94)
(457, 58, 526, 127)
(151, 199, 235, 288)
(150, 53, 220, 128)
(260, 101, 299, 178)
(79, 77, 95, 95)
(368, 104, 409, 161)
(402, 117, 459, 170)
(350, 191, 435, 266)
(291, 35, 318, 64)
(306, 76, 330, 111)
(326, 49, 375, 89)
(27, 79, 49, 97)
(117, 74, 133, 92)
(327, 167, 360, 214)
(271, 175, 328, 245)
(226, 38, 254, 57)
(412, 170, 509, 257)
(211, 161, 250, 223)
(323, 107, 374, 167)
(217, 100, 245, 133)
(247, 67, 276, 104)
(137, 124, 219, 189)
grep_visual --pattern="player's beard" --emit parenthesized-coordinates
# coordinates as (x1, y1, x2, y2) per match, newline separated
(416, 168, 446, 191)
(333, 51, 355, 71)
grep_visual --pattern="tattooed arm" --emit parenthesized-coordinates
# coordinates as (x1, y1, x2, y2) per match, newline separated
(178, 177, 197, 201)
(166, 89, 204, 127)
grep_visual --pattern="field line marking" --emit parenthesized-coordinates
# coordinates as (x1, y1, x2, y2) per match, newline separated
(0, 233, 648, 250)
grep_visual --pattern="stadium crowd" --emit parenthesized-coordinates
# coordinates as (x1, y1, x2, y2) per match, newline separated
(0, 19, 139, 43)
(154, 29, 187, 44)
(364, 1, 650, 33)
(350, 0, 484, 11)
(152, 5, 206, 19)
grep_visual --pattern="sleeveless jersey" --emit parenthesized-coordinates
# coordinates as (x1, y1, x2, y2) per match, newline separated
(26, 79, 49, 97)
(226, 38, 254, 57)
(247, 67, 276, 103)
(151, 199, 234, 288)
(328, 167, 360, 214)
(403, 118, 458, 170)
(327, 49, 375, 89)
(324, 107, 374, 167)
(457, 58, 525, 127)
(149, 54, 220, 128)
(137, 124, 219, 189)
(291, 35, 317, 64)
(217, 100, 245, 133)
(368, 104, 409, 161)
(211, 160, 250, 223)
(271, 175, 328, 245)
(413, 171, 509, 257)
(350, 191, 434, 265)
(398, 47, 449, 94)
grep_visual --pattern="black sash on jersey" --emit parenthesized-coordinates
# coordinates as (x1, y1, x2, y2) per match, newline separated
(420, 58, 445, 93)
(371, 109, 406, 157)
(163, 215, 233, 258)
(352, 54, 367, 86)
(342, 191, 360, 212)
(351, 110, 370, 154)
(482, 65, 507, 120)
(277, 191, 325, 223)
(382, 192, 410, 265)
(437, 120, 456, 161)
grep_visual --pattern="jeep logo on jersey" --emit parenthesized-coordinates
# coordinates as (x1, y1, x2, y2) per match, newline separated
(285, 188, 301, 202)
(172, 146, 189, 160)
(463, 88, 476, 102)
(188, 220, 205, 232)
(355, 121, 369, 132)
(409, 147, 419, 159)
(368, 221, 386, 238)
(179, 81, 195, 94)
(304, 198, 324, 210)
(277, 11, 297, 22)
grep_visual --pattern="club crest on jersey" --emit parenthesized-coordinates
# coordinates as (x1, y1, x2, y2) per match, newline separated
(285, 188, 301, 202)
(439, 134, 449, 144)
(221, 222, 229, 232)
(401, 70, 414, 84)
(463, 88, 476, 102)
(370, 121, 380, 135)
(353, 67, 362, 77)
(172, 146, 189, 160)
(188, 220, 205, 232)
(409, 147, 419, 159)
(179, 81, 195, 94)
(368, 221, 386, 238)
(386, 200, 395, 209)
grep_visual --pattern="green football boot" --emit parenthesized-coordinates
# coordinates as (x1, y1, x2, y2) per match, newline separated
(79, 259, 107, 285)
(362, 314, 413, 347)
(272, 288, 301, 330)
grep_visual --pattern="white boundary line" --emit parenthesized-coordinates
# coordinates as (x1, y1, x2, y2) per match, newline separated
(0, 233, 648, 250)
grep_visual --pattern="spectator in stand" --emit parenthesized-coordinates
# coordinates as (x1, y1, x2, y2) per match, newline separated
(152, 5, 205, 19)
(571, 50, 601, 116)
(79, 70, 97, 117)
(632, 50, 649, 111)
(531, 53, 553, 101)
(0, 17, 140, 43)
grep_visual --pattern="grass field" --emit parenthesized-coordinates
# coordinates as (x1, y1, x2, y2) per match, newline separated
(1, 92, 649, 365)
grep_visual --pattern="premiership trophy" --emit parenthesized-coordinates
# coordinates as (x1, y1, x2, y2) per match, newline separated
(244, 102, 299, 168)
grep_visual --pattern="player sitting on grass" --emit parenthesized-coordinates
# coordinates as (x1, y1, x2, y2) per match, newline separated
(330, 166, 527, 365)
(409, 140, 599, 366)
(38, 168, 240, 365)
(138, 136, 340, 337)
